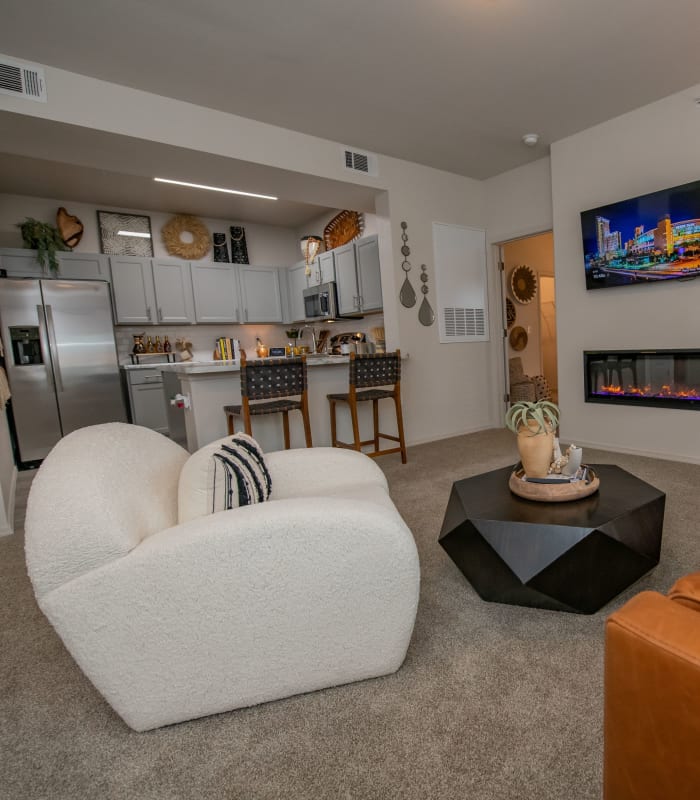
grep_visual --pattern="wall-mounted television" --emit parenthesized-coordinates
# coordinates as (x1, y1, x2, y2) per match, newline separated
(581, 178, 700, 290)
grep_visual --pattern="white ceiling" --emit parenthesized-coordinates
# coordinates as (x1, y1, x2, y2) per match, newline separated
(2, 0, 700, 181)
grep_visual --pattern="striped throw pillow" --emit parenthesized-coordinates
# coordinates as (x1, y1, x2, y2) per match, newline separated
(211, 433, 271, 511)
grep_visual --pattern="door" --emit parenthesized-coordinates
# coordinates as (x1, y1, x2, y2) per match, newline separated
(191, 262, 241, 323)
(356, 236, 383, 312)
(0, 279, 62, 462)
(239, 267, 283, 323)
(110, 256, 157, 324)
(152, 259, 196, 323)
(40, 280, 127, 435)
(57, 252, 110, 280)
(334, 243, 359, 315)
(287, 263, 308, 323)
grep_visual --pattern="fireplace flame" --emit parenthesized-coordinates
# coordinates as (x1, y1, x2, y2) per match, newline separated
(598, 383, 700, 400)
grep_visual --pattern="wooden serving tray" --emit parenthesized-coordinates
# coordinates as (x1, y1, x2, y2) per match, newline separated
(509, 466, 600, 503)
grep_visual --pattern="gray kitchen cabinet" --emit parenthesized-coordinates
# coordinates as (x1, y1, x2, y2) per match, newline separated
(57, 251, 110, 280)
(110, 256, 157, 324)
(151, 259, 195, 324)
(334, 242, 360, 316)
(286, 262, 308, 323)
(334, 236, 383, 315)
(308, 251, 335, 287)
(239, 266, 283, 323)
(355, 235, 383, 312)
(124, 368, 168, 434)
(0, 248, 45, 277)
(191, 262, 241, 323)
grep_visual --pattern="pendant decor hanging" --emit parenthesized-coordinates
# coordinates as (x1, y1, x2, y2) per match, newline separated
(418, 264, 435, 326)
(230, 226, 250, 264)
(398, 221, 416, 308)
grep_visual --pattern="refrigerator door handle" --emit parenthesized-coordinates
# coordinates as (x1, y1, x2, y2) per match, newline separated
(36, 304, 56, 391)
(44, 304, 65, 393)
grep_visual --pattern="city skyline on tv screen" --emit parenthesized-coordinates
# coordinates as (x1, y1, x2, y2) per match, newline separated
(581, 178, 700, 289)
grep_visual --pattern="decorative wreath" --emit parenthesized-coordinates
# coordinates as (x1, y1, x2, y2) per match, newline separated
(506, 297, 516, 329)
(162, 214, 211, 260)
(510, 264, 537, 304)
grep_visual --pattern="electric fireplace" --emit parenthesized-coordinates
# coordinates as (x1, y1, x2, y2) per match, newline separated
(584, 350, 700, 410)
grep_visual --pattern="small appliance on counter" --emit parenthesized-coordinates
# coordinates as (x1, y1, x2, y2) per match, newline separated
(329, 332, 376, 355)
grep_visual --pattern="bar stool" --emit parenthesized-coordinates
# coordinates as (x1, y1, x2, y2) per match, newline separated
(327, 350, 407, 464)
(224, 353, 312, 449)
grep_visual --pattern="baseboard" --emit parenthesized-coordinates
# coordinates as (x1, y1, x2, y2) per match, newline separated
(570, 437, 700, 466)
(408, 423, 495, 448)
(0, 466, 18, 537)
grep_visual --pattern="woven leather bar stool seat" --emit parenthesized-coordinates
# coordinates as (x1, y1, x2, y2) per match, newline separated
(327, 350, 407, 463)
(224, 353, 312, 449)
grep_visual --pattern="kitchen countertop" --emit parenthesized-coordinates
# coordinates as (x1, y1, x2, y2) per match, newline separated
(121, 355, 351, 372)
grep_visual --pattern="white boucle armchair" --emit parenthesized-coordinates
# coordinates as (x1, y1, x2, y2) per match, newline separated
(24, 423, 420, 732)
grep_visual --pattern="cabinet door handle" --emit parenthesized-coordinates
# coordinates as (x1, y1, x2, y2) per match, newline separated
(146, 306, 152, 321)
(158, 307, 163, 322)
(244, 308, 248, 322)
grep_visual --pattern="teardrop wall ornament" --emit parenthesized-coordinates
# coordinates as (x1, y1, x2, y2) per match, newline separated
(398, 221, 417, 308)
(418, 264, 435, 326)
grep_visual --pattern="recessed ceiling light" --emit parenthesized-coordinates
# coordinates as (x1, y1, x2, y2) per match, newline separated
(154, 177, 277, 201)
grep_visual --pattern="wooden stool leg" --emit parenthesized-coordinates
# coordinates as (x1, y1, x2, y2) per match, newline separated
(226, 413, 234, 436)
(301, 392, 313, 448)
(243, 398, 253, 437)
(394, 389, 407, 464)
(282, 411, 291, 449)
(329, 399, 338, 446)
(349, 397, 361, 452)
(372, 398, 379, 452)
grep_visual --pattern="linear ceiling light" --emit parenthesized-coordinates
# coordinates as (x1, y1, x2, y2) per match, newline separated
(154, 177, 277, 201)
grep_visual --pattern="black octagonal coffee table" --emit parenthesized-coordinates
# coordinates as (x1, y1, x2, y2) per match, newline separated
(439, 464, 665, 614)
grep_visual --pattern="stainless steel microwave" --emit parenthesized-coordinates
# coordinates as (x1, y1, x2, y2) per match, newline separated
(303, 281, 339, 321)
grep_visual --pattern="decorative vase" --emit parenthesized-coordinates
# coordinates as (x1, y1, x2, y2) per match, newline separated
(517, 425, 554, 478)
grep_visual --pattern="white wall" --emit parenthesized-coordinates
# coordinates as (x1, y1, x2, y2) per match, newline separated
(0, 63, 493, 447)
(551, 82, 700, 463)
(0, 193, 299, 265)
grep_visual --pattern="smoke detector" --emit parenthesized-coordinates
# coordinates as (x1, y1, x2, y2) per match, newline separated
(522, 133, 539, 147)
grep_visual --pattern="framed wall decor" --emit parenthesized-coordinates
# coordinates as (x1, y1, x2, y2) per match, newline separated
(97, 211, 154, 257)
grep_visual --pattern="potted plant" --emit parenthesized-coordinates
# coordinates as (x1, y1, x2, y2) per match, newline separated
(16, 217, 69, 274)
(505, 400, 560, 478)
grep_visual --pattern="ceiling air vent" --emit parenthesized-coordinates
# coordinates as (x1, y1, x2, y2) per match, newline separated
(0, 55, 47, 102)
(343, 148, 377, 177)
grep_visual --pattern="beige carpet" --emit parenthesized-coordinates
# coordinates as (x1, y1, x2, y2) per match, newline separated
(1, 428, 698, 800)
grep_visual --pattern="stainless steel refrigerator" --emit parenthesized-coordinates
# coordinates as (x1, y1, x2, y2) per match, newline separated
(0, 278, 127, 463)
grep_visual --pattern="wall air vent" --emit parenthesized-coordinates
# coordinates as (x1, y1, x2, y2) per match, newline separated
(343, 148, 378, 177)
(0, 55, 47, 102)
(443, 307, 486, 338)
(433, 223, 490, 343)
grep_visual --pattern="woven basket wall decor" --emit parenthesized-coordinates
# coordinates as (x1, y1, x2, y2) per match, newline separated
(323, 210, 364, 250)
(162, 214, 211, 260)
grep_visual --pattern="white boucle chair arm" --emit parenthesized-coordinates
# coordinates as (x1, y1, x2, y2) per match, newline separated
(38, 496, 420, 731)
(265, 447, 388, 499)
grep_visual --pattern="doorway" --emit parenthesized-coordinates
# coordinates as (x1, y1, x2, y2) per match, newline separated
(499, 231, 557, 407)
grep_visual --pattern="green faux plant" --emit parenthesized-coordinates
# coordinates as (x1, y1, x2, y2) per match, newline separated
(505, 400, 560, 435)
(16, 217, 69, 274)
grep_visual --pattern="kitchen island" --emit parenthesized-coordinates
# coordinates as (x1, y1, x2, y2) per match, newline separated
(161, 356, 399, 453)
